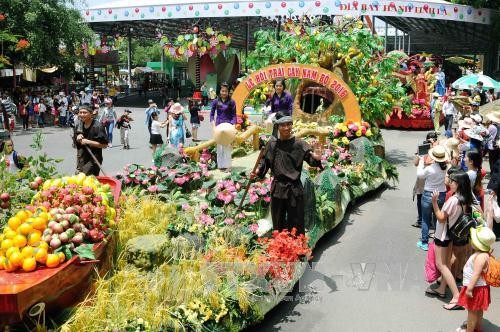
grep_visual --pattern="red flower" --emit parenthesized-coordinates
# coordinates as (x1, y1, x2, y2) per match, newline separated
(0, 14, 5, 21)
(15, 39, 30, 51)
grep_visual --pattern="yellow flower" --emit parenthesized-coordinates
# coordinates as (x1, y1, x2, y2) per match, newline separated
(333, 138, 339, 145)
(335, 123, 342, 130)
(366, 129, 372, 137)
(341, 125, 348, 132)
(342, 137, 350, 145)
(355, 129, 362, 137)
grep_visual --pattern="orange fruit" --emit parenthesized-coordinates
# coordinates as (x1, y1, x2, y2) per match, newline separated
(2, 258, 18, 272)
(4, 229, 17, 240)
(22, 257, 37, 272)
(27, 232, 42, 246)
(34, 247, 48, 265)
(45, 254, 60, 268)
(31, 217, 47, 231)
(0, 256, 6, 270)
(18, 223, 33, 236)
(1, 239, 14, 251)
(13, 234, 27, 248)
(16, 210, 29, 222)
(9, 252, 23, 267)
(57, 252, 66, 264)
(21, 246, 35, 259)
(8, 216, 22, 231)
(37, 212, 50, 222)
(6, 246, 20, 258)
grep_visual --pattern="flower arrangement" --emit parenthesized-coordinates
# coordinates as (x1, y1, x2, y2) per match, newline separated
(235, 113, 251, 131)
(410, 98, 430, 118)
(159, 26, 232, 60)
(117, 162, 209, 195)
(331, 121, 372, 146)
(80, 34, 123, 58)
(321, 145, 352, 172)
(258, 228, 312, 282)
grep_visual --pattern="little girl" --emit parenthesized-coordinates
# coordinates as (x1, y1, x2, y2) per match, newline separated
(456, 226, 496, 332)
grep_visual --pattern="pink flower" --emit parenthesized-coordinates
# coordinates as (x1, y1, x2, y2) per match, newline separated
(237, 117, 243, 124)
(333, 129, 340, 137)
(181, 203, 191, 211)
(237, 212, 246, 219)
(124, 178, 132, 184)
(151, 165, 158, 171)
(202, 170, 209, 177)
(224, 218, 234, 225)
(200, 202, 209, 211)
(200, 213, 214, 225)
(147, 185, 158, 193)
(192, 172, 201, 180)
(174, 177, 187, 186)
(159, 166, 167, 171)
(249, 193, 259, 204)
(258, 188, 268, 195)
(248, 223, 259, 233)
(142, 179, 149, 185)
(264, 196, 271, 203)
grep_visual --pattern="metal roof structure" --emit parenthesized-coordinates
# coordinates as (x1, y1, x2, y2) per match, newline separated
(82, 1, 496, 56)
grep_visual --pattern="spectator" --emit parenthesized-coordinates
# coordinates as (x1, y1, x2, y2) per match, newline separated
(117, 109, 133, 150)
(99, 98, 117, 147)
(58, 91, 68, 127)
(484, 113, 499, 171)
(0, 138, 26, 172)
(189, 98, 201, 142)
(145, 99, 159, 135)
(169, 103, 187, 148)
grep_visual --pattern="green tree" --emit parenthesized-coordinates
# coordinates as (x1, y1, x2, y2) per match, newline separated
(118, 40, 164, 67)
(0, 0, 93, 75)
(247, 18, 409, 124)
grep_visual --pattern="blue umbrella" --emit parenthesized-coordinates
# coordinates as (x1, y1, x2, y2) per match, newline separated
(452, 74, 500, 90)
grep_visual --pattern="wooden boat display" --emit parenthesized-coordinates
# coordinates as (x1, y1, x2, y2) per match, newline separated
(0, 176, 121, 326)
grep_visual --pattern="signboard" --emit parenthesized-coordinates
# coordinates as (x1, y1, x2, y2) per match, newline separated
(83, 0, 491, 25)
(231, 63, 361, 123)
(93, 50, 119, 66)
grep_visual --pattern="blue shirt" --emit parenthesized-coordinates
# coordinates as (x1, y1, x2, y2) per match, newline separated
(210, 97, 236, 125)
(145, 106, 159, 127)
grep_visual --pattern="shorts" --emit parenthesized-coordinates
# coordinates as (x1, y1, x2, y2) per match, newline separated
(149, 134, 163, 145)
(434, 238, 451, 247)
(452, 237, 469, 247)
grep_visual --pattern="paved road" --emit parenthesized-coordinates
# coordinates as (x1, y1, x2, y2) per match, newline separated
(9, 102, 500, 331)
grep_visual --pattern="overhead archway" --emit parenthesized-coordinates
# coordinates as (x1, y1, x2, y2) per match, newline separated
(232, 63, 361, 123)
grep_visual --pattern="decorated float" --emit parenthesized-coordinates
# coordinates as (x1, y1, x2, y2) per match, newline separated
(16, 18, 397, 331)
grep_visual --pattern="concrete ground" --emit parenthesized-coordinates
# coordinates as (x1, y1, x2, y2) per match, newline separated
(8, 94, 500, 331)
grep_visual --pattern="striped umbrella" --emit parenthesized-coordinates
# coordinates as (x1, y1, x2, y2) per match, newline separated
(452, 74, 500, 90)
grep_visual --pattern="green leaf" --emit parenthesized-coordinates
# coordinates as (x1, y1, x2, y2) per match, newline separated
(55, 244, 74, 260)
(74, 243, 96, 260)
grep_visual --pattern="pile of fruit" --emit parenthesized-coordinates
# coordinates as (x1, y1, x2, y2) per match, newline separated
(0, 173, 116, 272)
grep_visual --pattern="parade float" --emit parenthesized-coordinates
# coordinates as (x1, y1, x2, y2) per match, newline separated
(19, 18, 396, 331)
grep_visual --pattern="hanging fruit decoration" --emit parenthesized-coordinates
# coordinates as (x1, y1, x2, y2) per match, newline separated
(80, 34, 123, 58)
(159, 26, 232, 60)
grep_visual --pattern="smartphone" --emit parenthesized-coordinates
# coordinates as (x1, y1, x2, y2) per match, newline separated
(418, 143, 431, 156)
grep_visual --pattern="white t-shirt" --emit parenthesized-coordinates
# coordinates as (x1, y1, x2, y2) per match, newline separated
(467, 169, 477, 187)
(151, 120, 162, 135)
(417, 160, 447, 192)
(437, 195, 463, 241)
(38, 103, 46, 113)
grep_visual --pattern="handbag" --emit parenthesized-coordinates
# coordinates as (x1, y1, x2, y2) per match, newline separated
(198, 113, 204, 122)
(424, 242, 440, 283)
(185, 126, 192, 138)
(448, 203, 477, 242)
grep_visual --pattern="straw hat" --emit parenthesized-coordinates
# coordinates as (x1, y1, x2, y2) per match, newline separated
(485, 112, 500, 123)
(428, 145, 449, 163)
(470, 226, 496, 252)
(445, 138, 460, 159)
(458, 117, 474, 129)
(170, 103, 184, 115)
(213, 123, 236, 145)
(464, 128, 484, 141)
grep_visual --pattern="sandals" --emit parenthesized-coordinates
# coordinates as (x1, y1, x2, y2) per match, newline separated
(443, 302, 464, 310)
(425, 287, 446, 298)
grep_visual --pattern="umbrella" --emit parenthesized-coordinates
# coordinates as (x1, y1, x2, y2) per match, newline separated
(452, 74, 500, 90)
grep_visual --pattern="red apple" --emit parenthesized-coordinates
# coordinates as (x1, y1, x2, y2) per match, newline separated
(0, 201, 10, 209)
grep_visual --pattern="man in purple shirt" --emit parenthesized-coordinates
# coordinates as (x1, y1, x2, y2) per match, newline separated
(210, 83, 236, 171)
(267, 79, 293, 116)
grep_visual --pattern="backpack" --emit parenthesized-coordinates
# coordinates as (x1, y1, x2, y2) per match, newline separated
(483, 254, 500, 287)
(448, 203, 477, 243)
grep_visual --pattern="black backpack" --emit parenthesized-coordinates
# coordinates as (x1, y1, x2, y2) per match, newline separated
(448, 203, 477, 243)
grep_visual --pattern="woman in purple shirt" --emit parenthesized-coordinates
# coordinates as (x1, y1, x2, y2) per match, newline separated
(267, 79, 293, 116)
(210, 83, 236, 171)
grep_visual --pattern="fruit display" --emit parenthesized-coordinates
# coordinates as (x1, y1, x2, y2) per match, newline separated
(0, 173, 116, 273)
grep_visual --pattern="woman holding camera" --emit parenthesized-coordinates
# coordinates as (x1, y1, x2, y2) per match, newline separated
(416, 145, 449, 251)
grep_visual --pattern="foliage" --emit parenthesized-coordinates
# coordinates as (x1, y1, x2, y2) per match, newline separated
(0, 0, 93, 75)
(246, 17, 410, 124)
(118, 39, 164, 67)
